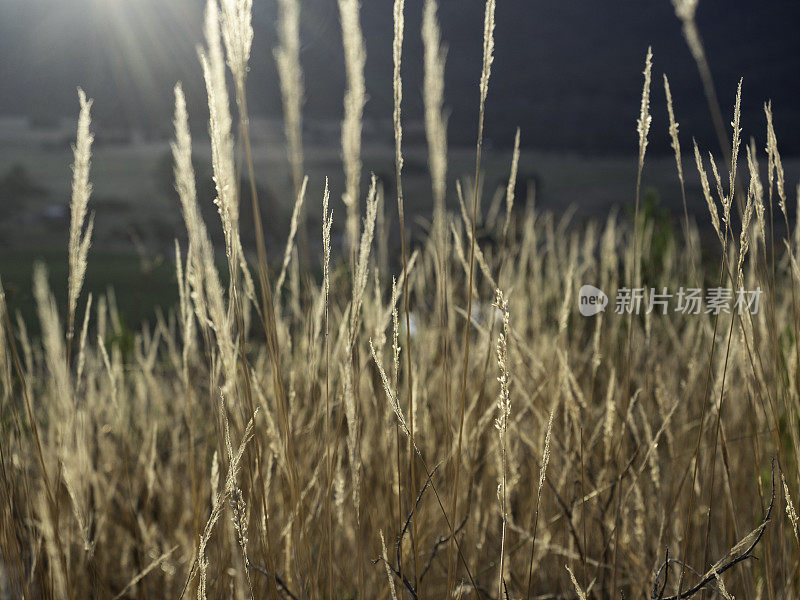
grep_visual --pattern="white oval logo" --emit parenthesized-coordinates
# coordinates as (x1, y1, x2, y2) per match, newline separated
(578, 285, 608, 316)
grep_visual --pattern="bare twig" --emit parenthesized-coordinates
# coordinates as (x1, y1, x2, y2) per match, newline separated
(653, 458, 776, 600)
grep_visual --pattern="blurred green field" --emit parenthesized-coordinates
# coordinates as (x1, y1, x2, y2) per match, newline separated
(1, 140, 797, 331)
(0, 248, 179, 335)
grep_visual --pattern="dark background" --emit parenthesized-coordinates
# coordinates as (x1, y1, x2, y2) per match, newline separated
(0, 0, 798, 153)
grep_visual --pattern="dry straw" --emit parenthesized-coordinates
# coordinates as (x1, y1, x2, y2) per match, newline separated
(493, 289, 511, 599)
(274, 0, 305, 198)
(422, 0, 447, 221)
(448, 7, 497, 592)
(5, 2, 799, 599)
(67, 89, 94, 346)
(338, 0, 367, 257)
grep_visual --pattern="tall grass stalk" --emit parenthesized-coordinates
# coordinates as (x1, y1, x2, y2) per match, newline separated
(612, 45, 652, 596)
(390, 0, 422, 594)
(67, 89, 94, 360)
(663, 74, 695, 272)
(677, 82, 741, 597)
(274, 0, 308, 266)
(338, 0, 367, 259)
(447, 2, 496, 597)
(671, 0, 735, 200)
(493, 289, 511, 599)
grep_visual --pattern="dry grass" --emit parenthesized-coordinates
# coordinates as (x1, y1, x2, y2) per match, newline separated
(1, 1, 800, 599)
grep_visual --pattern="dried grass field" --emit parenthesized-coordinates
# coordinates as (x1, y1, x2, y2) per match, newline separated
(1, 0, 800, 598)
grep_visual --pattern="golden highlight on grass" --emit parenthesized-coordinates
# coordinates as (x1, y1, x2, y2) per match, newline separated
(338, 0, 367, 258)
(67, 88, 94, 350)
